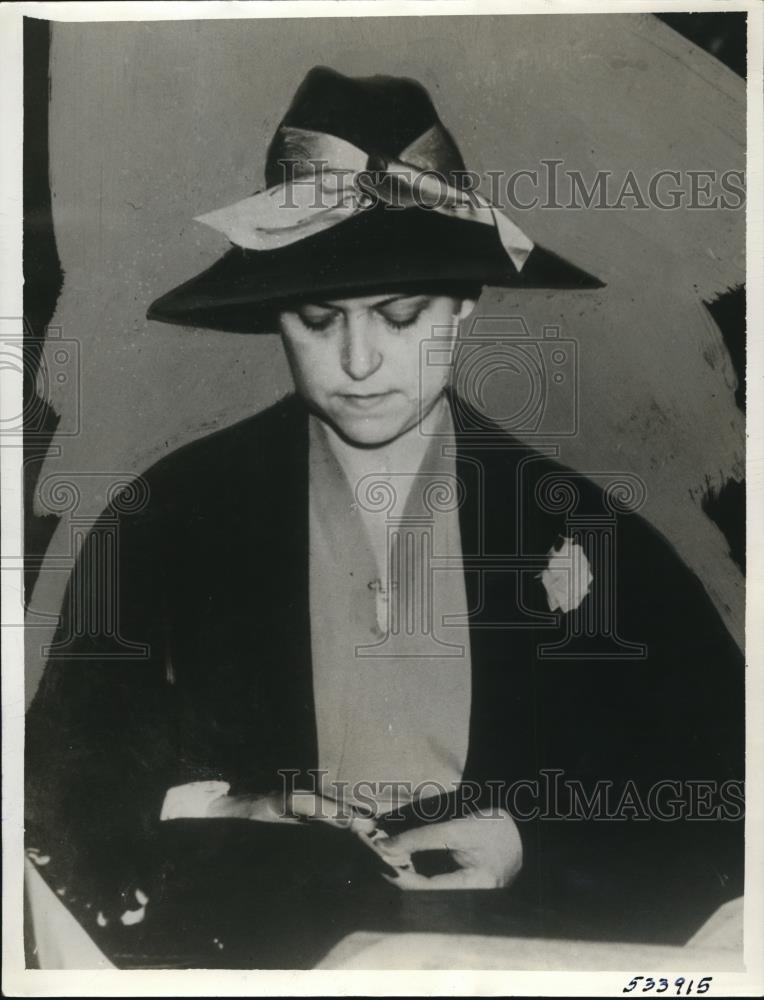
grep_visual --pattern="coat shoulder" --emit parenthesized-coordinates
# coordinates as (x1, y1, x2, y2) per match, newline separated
(115, 394, 305, 523)
(147, 393, 303, 484)
(451, 394, 732, 639)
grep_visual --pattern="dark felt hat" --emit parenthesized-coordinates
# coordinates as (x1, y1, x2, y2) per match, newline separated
(147, 67, 604, 334)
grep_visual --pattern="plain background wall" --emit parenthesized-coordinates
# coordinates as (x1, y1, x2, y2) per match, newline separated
(26, 12, 745, 701)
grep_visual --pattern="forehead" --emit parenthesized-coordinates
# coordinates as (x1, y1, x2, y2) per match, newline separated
(289, 291, 441, 310)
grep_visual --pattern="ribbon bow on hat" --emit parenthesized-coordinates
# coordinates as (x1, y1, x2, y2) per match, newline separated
(194, 125, 535, 272)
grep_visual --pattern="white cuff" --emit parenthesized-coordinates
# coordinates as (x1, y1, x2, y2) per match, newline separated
(159, 780, 231, 821)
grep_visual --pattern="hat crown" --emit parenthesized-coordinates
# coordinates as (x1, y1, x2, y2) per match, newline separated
(147, 65, 605, 334)
(265, 66, 466, 186)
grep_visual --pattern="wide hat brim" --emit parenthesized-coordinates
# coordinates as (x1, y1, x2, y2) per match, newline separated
(147, 205, 604, 335)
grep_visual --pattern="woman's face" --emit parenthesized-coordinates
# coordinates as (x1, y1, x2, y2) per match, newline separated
(278, 291, 476, 446)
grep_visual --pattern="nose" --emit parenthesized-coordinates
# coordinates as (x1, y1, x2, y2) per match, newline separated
(340, 315, 383, 381)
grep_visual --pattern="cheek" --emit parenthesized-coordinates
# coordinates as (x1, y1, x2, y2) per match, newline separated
(282, 335, 335, 394)
(387, 320, 452, 390)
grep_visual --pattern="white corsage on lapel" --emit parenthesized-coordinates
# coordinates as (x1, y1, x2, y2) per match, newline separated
(539, 536, 593, 613)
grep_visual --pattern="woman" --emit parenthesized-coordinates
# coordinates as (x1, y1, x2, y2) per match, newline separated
(26, 66, 743, 966)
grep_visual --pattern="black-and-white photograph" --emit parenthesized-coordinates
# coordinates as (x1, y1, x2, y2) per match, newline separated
(2, 0, 761, 991)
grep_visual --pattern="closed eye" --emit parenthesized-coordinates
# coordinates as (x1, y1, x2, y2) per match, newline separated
(376, 297, 430, 330)
(296, 307, 339, 332)
(294, 295, 431, 332)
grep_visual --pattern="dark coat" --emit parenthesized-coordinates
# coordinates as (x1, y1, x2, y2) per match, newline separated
(25, 391, 744, 963)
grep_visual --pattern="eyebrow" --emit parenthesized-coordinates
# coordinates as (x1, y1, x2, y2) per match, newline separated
(302, 294, 425, 311)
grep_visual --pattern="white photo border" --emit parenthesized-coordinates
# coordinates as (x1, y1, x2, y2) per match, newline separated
(2, 1, 761, 996)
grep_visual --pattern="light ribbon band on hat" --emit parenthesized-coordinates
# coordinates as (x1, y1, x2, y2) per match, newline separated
(194, 126, 534, 272)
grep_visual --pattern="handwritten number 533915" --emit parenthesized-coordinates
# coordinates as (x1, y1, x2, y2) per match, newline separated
(623, 977, 713, 994)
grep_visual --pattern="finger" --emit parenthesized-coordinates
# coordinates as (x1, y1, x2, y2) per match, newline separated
(374, 839, 414, 869)
(384, 866, 498, 891)
(353, 818, 386, 845)
(251, 796, 302, 824)
(384, 824, 453, 855)
(380, 869, 434, 890)
(288, 792, 354, 827)
(412, 867, 499, 890)
(350, 815, 379, 837)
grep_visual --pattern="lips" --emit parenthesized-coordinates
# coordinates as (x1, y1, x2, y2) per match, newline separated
(338, 391, 395, 410)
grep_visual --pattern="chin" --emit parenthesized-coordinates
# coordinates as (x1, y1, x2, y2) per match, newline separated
(333, 416, 408, 447)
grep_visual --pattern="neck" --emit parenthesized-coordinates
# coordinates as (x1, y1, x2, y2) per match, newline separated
(321, 393, 449, 480)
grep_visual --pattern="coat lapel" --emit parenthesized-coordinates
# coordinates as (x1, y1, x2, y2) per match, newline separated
(450, 392, 556, 787)
(249, 396, 319, 785)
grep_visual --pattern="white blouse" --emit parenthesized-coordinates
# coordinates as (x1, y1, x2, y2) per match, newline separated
(308, 399, 472, 816)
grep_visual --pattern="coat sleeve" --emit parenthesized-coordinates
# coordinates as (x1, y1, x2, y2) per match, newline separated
(25, 485, 177, 930)
(526, 504, 745, 938)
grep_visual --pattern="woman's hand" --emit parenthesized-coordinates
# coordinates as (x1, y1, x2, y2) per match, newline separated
(377, 809, 523, 889)
(206, 789, 357, 828)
